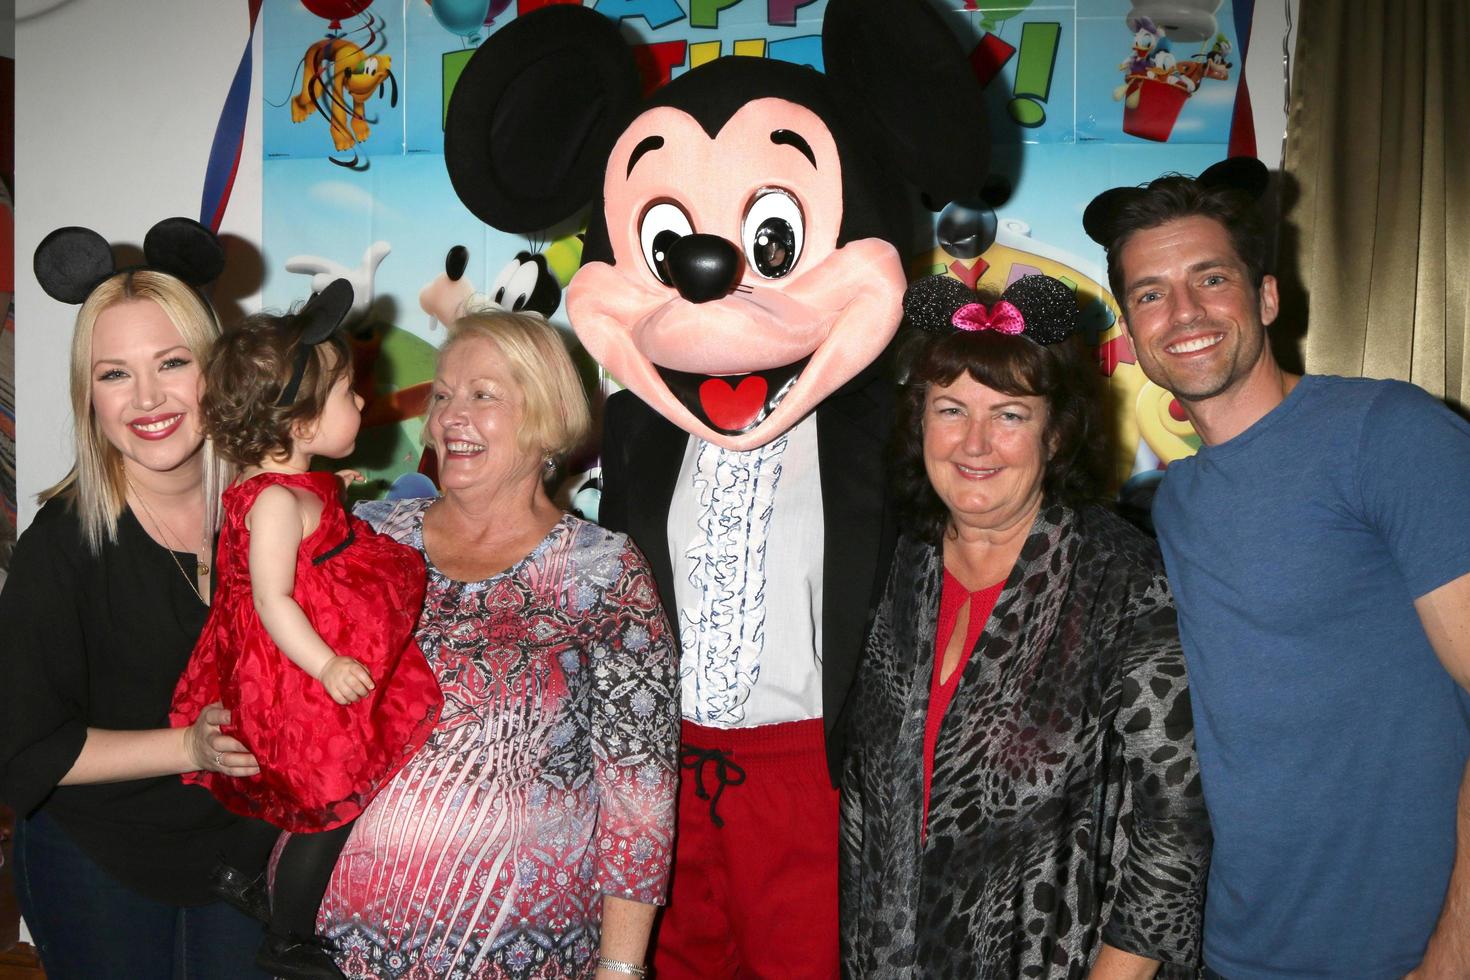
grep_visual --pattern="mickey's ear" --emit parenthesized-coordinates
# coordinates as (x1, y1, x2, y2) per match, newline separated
(823, 0, 988, 206)
(34, 226, 115, 304)
(297, 278, 355, 343)
(1082, 187, 1143, 247)
(144, 217, 225, 287)
(445, 5, 641, 233)
(1198, 156, 1269, 199)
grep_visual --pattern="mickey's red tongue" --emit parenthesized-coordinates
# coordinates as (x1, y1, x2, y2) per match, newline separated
(698, 375, 769, 433)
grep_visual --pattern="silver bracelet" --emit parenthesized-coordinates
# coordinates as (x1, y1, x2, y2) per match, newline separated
(597, 956, 647, 978)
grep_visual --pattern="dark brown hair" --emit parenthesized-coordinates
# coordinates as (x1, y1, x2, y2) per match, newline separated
(202, 312, 352, 467)
(893, 329, 1107, 544)
(1104, 175, 1269, 304)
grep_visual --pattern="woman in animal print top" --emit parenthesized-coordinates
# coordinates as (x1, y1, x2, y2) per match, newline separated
(839, 278, 1210, 978)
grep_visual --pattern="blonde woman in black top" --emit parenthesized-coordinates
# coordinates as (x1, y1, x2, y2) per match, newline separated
(0, 221, 277, 979)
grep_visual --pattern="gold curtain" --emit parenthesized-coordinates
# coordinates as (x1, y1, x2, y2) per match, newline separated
(1281, 0, 1470, 409)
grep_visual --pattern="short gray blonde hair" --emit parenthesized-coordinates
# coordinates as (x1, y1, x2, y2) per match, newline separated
(439, 311, 591, 465)
(39, 270, 228, 552)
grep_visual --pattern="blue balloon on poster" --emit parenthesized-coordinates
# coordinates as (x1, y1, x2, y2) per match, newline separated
(431, 0, 491, 38)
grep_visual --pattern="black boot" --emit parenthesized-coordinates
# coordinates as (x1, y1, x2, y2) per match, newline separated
(255, 931, 348, 980)
(209, 862, 271, 923)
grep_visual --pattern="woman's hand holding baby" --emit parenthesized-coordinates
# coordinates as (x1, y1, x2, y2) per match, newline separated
(185, 703, 261, 777)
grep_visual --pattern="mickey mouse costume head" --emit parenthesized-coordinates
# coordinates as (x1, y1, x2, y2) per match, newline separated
(443, 0, 989, 450)
(442, 8, 990, 972)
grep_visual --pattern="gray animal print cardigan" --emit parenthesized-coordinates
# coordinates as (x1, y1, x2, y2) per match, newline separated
(840, 503, 1209, 978)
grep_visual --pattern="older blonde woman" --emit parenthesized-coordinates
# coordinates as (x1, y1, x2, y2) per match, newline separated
(315, 311, 680, 980)
(1, 222, 279, 980)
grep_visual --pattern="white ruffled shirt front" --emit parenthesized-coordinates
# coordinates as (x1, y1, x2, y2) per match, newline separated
(668, 413, 825, 728)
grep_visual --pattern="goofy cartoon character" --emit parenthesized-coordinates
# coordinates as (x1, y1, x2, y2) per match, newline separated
(442, 2, 988, 974)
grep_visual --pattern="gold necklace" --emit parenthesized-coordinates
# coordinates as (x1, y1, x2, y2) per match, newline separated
(126, 479, 209, 603)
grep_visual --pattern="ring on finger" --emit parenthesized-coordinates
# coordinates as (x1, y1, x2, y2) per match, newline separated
(214, 751, 223, 767)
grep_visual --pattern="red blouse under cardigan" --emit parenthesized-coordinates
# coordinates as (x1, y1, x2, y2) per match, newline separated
(922, 569, 1005, 839)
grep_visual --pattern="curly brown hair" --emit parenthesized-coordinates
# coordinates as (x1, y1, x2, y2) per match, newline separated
(202, 311, 352, 467)
(893, 329, 1108, 545)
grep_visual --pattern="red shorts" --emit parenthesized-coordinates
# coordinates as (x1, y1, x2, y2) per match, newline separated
(652, 718, 839, 980)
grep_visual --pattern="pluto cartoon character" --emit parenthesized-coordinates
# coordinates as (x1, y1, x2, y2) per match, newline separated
(291, 37, 397, 153)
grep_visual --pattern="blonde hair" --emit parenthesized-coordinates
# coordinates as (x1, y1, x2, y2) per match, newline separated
(438, 311, 591, 468)
(39, 270, 229, 553)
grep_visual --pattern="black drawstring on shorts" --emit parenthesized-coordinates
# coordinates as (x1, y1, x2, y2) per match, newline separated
(680, 745, 746, 828)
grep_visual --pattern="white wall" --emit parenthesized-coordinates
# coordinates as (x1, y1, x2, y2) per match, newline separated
(14, 0, 262, 528)
(10, 0, 1295, 532)
(1246, 0, 1298, 171)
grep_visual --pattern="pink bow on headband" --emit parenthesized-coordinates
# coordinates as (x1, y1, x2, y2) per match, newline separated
(952, 300, 1025, 335)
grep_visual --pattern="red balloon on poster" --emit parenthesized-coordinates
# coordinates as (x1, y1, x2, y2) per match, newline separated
(301, 0, 373, 29)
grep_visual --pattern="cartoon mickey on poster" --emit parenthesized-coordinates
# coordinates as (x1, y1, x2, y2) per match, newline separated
(442, 1, 988, 973)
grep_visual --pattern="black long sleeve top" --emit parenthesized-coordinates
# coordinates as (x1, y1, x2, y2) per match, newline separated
(0, 496, 274, 905)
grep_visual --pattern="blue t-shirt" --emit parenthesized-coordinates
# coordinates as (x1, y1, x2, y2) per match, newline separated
(1154, 375, 1470, 979)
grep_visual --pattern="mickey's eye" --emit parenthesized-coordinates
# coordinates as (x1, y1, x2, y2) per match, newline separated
(639, 202, 694, 286)
(490, 256, 543, 313)
(742, 189, 803, 280)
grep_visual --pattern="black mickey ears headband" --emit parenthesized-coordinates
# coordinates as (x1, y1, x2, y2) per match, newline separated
(33, 217, 225, 305)
(903, 273, 1079, 346)
(276, 278, 355, 407)
(1082, 156, 1270, 248)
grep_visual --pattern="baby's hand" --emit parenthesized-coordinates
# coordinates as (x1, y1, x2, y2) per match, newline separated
(319, 656, 375, 705)
(335, 469, 364, 489)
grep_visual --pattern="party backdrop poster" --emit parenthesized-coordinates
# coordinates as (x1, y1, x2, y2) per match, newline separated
(263, 0, 1248, 508)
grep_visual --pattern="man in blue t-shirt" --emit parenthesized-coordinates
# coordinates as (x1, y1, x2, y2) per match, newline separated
(1083, 159, 1470, 979)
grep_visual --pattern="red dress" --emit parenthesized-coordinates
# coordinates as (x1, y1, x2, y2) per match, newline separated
(170, 471, 442, 833)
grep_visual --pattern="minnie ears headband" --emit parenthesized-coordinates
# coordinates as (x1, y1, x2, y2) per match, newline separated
(1081, 156, 1269, 247)
(904, 273, 1078, 346)
(34, 217, 225, 305)
(277, 278, 355, 407)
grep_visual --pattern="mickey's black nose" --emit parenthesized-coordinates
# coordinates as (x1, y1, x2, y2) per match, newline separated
(666, 234, 742, 304)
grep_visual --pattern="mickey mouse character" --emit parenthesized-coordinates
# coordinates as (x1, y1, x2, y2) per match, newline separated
(443, 3, 987, 974)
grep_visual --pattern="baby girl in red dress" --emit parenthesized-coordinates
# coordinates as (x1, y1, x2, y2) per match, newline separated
(169, 281, 441, 979)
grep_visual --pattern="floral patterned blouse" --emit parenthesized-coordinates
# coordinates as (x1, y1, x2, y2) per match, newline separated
(318, 501, 679, 979)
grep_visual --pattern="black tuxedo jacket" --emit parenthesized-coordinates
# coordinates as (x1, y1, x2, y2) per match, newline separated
(598, 374, 898, 785)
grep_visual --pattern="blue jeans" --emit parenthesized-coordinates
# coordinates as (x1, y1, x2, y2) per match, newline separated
(13, 810, 269, 980)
